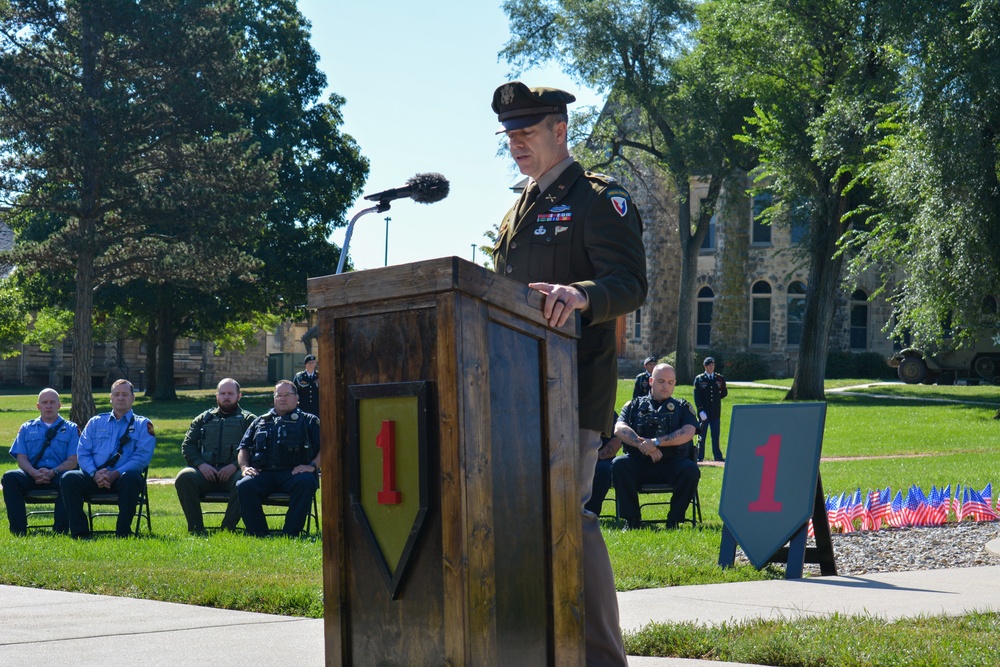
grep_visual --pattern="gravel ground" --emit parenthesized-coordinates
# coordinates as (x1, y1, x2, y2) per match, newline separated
(734, 521, 1000, 575)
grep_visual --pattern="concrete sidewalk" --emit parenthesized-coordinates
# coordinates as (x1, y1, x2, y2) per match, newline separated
(3, 566, 1000, 666)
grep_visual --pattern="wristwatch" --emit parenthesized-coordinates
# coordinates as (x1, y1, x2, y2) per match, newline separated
(652, 438, 660, 446)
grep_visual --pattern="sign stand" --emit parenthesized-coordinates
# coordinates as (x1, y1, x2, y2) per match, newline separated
(719, 473, 837, 578)
(716, 402, 837, 580)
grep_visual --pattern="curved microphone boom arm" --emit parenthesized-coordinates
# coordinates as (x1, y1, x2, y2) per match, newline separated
(336, 201, 391, 275)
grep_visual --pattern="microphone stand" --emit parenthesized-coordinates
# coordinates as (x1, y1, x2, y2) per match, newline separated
(336, 201, 391, 274)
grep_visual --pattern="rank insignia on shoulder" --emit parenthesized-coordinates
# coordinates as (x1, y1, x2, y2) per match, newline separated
(534, 225, 547, 235)
(611, 196, 628, 217)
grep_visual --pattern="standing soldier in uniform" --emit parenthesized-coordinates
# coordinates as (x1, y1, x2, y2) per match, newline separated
(61, 379, 156, 538)
(174, 378, 256, 534)
(2, 388, 79, 535)
(491, 80, 647, 667)
(632, 355, 657, 400)
(236, 380, 320, 537)
(293, 354, 319, 417)
(693, 356, 728, 462)
(613, 364, 700, 529)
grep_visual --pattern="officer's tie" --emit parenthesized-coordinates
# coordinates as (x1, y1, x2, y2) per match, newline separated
(516, 181, 540, 220)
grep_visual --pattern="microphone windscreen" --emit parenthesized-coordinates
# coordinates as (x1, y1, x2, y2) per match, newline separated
(407, 172, 450, 204)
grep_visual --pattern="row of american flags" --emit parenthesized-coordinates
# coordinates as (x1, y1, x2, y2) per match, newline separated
(808, 483, 998, 536)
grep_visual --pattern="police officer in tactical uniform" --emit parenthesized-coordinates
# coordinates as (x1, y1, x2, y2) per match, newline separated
(492, 80, 647, 667)
(2, 388, 79, 535)
(174, 378, 256, 533)
(236, 380, 320, 537)
(693, 356, 728, 461)
(613, 364, 700, 530)
(292, 354, 319, 417)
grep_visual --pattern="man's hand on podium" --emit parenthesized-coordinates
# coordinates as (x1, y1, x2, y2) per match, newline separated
(528, 282, 589, 327)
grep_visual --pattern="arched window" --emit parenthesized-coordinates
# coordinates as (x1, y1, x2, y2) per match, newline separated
(787, 281, 806, 347)
(751, 281, 772, 346)
(850, 289, 869, 351)
(697, 286, 714, 347)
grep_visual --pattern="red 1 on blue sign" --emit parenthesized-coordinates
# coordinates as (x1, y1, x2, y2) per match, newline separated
(718, 403, 835, 576)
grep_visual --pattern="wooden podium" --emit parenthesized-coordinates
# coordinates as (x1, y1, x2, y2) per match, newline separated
(307, 257, 584, 666)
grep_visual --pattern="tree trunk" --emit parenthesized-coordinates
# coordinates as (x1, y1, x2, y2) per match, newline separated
(69, 4, 101, 426)
(70, 249, 96, 425)
(144, 318, 157, 397)
(675, 176, 720, 384)
(786, 177, 851, 401)
(153, 291, 177, 400)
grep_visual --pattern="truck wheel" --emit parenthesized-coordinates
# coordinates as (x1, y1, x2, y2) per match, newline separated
(974, 356, 996, 383)
(897, 357, 927, 384)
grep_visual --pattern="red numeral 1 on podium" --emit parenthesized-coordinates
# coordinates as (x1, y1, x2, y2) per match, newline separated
(376, 420, 402, 504)
(748, 434, 783, 512)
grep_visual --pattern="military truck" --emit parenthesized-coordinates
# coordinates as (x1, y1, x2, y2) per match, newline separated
(888, 328, 1000, 385)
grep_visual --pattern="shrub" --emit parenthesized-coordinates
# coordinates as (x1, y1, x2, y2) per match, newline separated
(719, 351, 768, 381)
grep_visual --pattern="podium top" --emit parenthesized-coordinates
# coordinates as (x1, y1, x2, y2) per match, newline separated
(307, 256, 579, 337)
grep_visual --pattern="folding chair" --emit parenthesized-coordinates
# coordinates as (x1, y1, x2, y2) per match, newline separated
(261, 487, 320, 535)
(24, 488, 61, 532)
(86, 467, 152, 536)
(635, 445, 702, 527)
(200, 490, 236, 531)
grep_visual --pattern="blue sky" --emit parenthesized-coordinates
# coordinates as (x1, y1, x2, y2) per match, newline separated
(298, 1, 602, 271)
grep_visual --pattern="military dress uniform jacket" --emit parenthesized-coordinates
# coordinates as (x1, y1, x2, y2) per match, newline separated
(181, 407, 256, 469)
(9, 416, 79, 469)
(617, 395, 699, 461)
(693, 373, 728, 421)
(77, 410, 156, 476)
(632, 372, 652, 400)
(292, 370, 319, 417)
(238, 408, 320, 471)
(493, 161, 648, 432)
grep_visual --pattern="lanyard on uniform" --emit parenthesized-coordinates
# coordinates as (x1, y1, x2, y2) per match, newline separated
(100, 415, 135, 470)
(30, 417, 64, 468)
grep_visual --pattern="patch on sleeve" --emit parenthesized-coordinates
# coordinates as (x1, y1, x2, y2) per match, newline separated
(146, 421, 155, 436)
(611, 196, 628, 217)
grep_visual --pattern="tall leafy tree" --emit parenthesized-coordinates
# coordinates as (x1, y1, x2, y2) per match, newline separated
(845, 0, 1000, 346)
(700, 0, 899, 399)
(502, 0, 755, 382)
(120, 0, 367, 398)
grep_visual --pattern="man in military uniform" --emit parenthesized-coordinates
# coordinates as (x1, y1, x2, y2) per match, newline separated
(491, 80, 647, 667)
(613, 364, 700, 529)
(292, 354, 319, 417)
(632, 355, 657, 399)
(174, 378, 256, 534)
(693, 356, 728, 462)
(61, 379, 156, 538)
(236, 380, 320, 537)
(2, 388, 79, 535)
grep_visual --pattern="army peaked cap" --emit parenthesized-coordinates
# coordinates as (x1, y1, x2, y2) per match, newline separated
(492, 81, 576, 133)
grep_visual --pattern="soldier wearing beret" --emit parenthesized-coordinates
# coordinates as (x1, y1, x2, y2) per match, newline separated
(491, 80, 647, 667)
(693, 356, 728, 462)
(633, 355, 657, 400)
(292, 354, 319, 417)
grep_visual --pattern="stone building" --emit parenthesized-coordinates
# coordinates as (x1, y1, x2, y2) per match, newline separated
(616, 172, 897, 377)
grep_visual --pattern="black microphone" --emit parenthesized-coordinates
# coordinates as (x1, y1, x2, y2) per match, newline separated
(364, 172, 450, 204)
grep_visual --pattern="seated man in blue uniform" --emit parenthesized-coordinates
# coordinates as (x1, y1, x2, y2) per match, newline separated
(2, 388, 79, 535)
(612, 364, 700, 529)
(61, 379, 156, 538)
(236, 380, 320, 537)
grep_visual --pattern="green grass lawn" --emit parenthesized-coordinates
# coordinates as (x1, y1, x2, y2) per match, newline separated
(2, 380, 999, 664)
